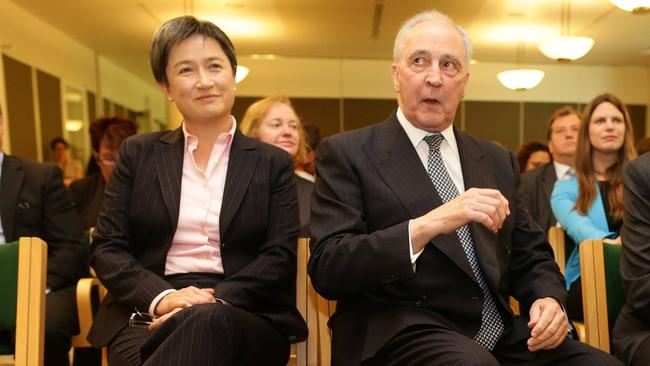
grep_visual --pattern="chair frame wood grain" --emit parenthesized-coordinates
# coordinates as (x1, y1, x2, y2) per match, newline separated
(580, 239, 616, 353)
(13, 237, 48, 366)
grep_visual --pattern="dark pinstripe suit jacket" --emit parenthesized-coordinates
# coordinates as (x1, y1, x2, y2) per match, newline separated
(308, 114, 567, 365)
(613, 152, 650, 365)
(87, 127, 307, 347)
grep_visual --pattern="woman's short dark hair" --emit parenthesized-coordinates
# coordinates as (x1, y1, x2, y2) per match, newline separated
(89, 116, 137, 153)
(150, 16, 237, 85)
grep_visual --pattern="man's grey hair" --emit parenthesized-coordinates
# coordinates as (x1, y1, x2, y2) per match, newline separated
(393, 10, 473, 71)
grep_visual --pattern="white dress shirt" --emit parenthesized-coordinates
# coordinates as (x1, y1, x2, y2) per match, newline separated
(396, 108, 465, 267)
(553, 161, 574, 181)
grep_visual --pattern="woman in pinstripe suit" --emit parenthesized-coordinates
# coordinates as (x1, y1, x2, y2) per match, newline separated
(88, 16, 307, 366)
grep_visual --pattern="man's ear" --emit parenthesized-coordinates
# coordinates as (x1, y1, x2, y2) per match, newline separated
(391, 64, 400, 92)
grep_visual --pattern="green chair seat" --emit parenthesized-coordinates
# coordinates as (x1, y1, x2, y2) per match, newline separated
(0, 241, 19, 355)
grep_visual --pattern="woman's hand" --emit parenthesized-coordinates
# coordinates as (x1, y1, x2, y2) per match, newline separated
(154, 286, 215, 316)
(148, 307, 183, 331)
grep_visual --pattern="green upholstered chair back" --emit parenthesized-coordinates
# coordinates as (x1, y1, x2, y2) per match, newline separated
(603, 242, 624, 326)
(0, 241, 19, 354)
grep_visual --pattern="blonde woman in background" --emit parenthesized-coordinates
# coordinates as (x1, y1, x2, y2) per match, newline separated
(241, 96, 313, 236)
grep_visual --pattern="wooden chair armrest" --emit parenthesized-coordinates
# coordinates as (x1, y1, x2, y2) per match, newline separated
(70, 277, 101, 348)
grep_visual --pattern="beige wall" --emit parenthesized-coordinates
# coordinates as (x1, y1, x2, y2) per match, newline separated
(0, 0, 165, 155)
(236, 55, 648, 104)
(1, 0, 649, 151)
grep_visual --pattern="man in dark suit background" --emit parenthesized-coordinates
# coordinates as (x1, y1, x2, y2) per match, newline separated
(308, 10, 620, 365)
(613, 152, 650, 365)
(0, 104, 87, 365)
(518, 106, 580, 233)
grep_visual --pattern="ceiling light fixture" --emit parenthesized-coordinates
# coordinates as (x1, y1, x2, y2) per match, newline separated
(235, 65, 249, 83)
(497, 69, 545, 91)
(610, 0, 650, 14)
(498, 41, 544, 91)
(538, 0, 594, 61)
(65, 119, 84, 132)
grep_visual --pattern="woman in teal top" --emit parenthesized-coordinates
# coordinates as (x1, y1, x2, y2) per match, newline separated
(551, 93, 637, 321)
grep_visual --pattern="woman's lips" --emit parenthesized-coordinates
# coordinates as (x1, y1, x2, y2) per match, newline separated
(196, 94, 219, 101)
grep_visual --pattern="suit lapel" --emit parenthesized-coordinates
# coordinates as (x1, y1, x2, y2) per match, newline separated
(541, 164, 557, 207)
(154, 129, 184, 229)
(0, 156, 23, 242)
(456, 129, 502, 290)
(366, 117, 475, 279)
(220, 131, 258, 237)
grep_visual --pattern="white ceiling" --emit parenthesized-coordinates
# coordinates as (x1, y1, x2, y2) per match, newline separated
(10, 0, 650, 85)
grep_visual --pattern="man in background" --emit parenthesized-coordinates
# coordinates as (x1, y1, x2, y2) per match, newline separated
(518, 106, 580, 233)
(0, 104, 87, 366)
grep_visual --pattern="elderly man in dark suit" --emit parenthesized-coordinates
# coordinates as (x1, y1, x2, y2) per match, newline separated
(518, 106, 580, 233)
(0, 104, 87, 365)
(613, 152, 650, 365)
(308, 10, 621, 366)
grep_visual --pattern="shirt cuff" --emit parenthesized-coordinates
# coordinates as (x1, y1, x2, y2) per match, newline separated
(408, 220, 424, 272)
(149, 289, 177, 316)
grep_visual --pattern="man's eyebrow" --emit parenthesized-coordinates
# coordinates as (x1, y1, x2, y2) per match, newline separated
(407, 50, 431, 58)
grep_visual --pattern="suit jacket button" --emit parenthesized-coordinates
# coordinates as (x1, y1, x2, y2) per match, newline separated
(416, 300, 423, 307)
(472, 296, 479, 301)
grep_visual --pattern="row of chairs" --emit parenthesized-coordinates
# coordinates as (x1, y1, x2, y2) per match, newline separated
(0, 232, 623, 365)
(548, 227, 624, 353)
(0, 237, 48, 366)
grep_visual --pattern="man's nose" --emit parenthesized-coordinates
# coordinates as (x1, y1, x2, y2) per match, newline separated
(425, 65, 443, 87)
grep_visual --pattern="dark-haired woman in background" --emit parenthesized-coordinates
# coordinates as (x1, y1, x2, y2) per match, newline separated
(87, 16, 306, 366)
(551, 93, 637, 321)
(69, 116, 137, 229)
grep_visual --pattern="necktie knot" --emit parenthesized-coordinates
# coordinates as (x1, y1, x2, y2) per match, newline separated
(423, 133, 444, 151)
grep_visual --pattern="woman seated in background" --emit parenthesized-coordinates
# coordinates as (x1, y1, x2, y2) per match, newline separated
(517, 140, 551, 173)
(240, 96, 313, 236)
(551, 93, 637, 321)
(69, 116, 137, 229)
(87, 16, 306, 366)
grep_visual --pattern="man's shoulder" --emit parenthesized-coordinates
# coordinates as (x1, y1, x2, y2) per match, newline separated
(629, 152, 650, 170)
(456, 131, 513, 161)
(521, 163, 554, 182)
(322, 116, 396, 149)
(5, 154, 59, 177)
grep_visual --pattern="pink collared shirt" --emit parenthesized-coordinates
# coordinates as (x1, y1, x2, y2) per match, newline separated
(149, 118, 236, 315)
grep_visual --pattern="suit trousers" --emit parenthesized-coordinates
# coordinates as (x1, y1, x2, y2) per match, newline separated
(45, 286, 78, 366)
(107, 273, 289, 366)
(361, 323, 622, 366)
